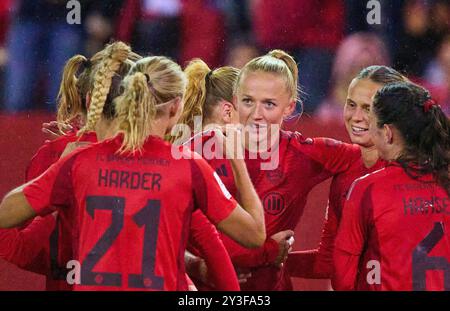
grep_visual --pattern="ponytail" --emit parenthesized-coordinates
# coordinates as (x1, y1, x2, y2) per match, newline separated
(116, 72, 157, 154)
(56, 55, 89, 126)
(419, 103, 450, 195)
(268, 49, 298, 95)
(177, 59, 210, 130)
(115, 56, 186, 153)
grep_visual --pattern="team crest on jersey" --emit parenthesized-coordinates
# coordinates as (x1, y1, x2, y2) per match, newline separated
(265, 166, 284, 184)
(263, 192, 285, 216)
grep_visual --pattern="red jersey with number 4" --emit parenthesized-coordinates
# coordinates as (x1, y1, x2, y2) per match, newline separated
(286, 157, 387, 279)
(187, 130, 361, 290)
(23, 134, 237, 291)
(335, 163, 450, 290)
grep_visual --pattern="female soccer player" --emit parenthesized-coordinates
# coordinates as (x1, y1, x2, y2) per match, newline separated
(177, 58, 295, 287)
(184, 49, 361, 290)
(334, 81, 450, 290)
(286, 66, 408, 282)
(0, 41, 139, 290)
(177, 58, 240, 132)
(0, 55, 266, 291)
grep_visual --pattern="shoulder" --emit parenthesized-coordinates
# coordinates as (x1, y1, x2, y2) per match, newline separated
(347, 167, 389, 201)
(36, 133, 78, 155)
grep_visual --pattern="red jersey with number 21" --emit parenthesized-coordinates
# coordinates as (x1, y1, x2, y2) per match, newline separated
(23, 135, 237, 291)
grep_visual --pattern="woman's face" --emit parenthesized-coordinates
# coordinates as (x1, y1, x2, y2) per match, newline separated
(344, 78, 383, 148)
(236, 71, 295, 147)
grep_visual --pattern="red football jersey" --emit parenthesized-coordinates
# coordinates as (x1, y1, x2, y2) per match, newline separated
(188, 209, 240, 291)
(286, 157, 386, 279)
(0, 131, 98, 290)
(187, 130, 361, 290)
(23, 134, 237, 291)
(334, 162, 450, 290)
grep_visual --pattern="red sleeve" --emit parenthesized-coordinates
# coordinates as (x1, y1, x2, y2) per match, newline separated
(333, 180, 373, 289)
(286, 199, 338, 279)
(190, 158, 237, 225)
(188, 210, 239, 291)
(286, 250, 319, 278)
(298, 136, 361, 175)
(0, 215, 55, 272)
(221, 235, 279, 268)
(23, 152, 79, 216)
(332, 249, 360, 291)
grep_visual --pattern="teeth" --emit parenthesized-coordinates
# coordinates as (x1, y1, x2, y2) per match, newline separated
(352, 126, 368, 132)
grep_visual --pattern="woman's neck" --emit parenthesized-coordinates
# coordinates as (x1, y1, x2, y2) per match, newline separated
(95, 118, 118, 141)
(149, 118, 169, 139)
(360, 145, 380, 168)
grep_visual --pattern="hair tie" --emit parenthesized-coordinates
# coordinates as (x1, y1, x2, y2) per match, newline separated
(143, 73, 162, 102)
(205, 70, 213, 82)
(423, 98, 439, 113)
(144, 74, 151, 84)
(83, 59, 91, 68)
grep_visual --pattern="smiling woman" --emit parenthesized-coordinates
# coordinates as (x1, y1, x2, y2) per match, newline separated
(286, 65, 409, 285)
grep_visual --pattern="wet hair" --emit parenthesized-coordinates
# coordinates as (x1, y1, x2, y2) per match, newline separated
(356, 65, 409, 85)
(373, 82, 450, 195)
(115, 56, 186, 153)
(177, 59, 239, 130)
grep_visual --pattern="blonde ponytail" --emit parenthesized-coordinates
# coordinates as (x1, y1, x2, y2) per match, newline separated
(116, 72, 157, 154)
(56, 55, 88, 126)
(177, 59, 210, 130)
(116, 56, 186, 153)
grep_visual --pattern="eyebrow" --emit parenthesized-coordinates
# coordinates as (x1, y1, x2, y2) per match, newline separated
(242, 94, 277, 101)
(347, 98, 371, 107)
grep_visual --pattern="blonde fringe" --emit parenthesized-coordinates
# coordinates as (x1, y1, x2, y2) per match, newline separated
(78, 42, 131, 136)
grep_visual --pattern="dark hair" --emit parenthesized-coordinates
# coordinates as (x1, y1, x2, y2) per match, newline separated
(356, 65, 408, 85)
(373, 82, 450, 195)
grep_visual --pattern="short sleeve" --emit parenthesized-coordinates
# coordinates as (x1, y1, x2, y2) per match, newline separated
(23, 153, 79, 216)
(190, 158, 237, 225)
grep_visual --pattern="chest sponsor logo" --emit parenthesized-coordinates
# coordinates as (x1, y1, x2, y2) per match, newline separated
(263, 192, 285, 216)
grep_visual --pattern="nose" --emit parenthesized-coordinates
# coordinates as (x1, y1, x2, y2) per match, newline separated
(251, 103, 264, 121)
(352, 106, 365, 122)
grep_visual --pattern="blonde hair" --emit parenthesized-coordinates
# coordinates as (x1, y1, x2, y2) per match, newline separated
(56, 55, 90, 126)
(177, 59, 239, 131)
(234, 49, 299, 102)
(115, 56, 186, 153)
(78, 42, 141, 136)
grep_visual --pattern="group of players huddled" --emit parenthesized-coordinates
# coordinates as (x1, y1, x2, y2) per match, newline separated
(0, 41, 448, 291)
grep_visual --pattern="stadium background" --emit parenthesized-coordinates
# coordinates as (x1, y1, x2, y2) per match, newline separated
(0, 0, 449, 290)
